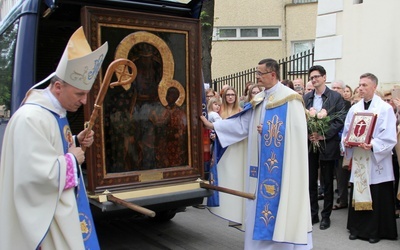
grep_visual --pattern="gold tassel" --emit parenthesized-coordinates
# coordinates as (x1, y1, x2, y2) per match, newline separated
(352, 199, 373, 211)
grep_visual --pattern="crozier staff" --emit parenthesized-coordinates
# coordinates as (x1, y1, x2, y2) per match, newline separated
(0, 27, 108, 249)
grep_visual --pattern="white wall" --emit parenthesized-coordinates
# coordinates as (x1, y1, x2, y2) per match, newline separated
(315, 0, 400, 91)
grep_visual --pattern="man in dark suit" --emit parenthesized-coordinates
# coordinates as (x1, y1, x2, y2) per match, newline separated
(331, 80, 352, 210)
(303, 65, 345, 230)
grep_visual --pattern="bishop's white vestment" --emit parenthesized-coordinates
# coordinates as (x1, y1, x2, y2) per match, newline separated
(0, 89, 85, 249)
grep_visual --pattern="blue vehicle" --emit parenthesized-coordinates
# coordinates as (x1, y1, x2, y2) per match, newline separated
(0, 0, 210, 221)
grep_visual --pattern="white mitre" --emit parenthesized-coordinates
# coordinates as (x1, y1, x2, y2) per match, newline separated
(55, 26, 108, 90)
(21, 27, 108, 105)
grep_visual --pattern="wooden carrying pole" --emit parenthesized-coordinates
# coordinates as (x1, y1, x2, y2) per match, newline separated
(200, 182, 255, 200)
(107, 194, 156, 218)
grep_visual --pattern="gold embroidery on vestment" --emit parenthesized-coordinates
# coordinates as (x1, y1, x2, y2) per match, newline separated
(353, 155, 369, 194)
(81, 219, 89, 234)
(259, 179, 280, 199)
(352, 200, 373, 211)
(260, 203, 275, 227)
(265, 93, 304, 109)
(265, 151, 279, 173)
(264, 184, 276, 196)
(264, 115, 284, 147)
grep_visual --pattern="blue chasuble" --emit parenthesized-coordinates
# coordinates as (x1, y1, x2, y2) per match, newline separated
(253, 103, 287, 240)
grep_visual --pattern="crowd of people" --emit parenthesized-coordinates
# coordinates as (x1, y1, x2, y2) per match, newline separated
(203, 61, 400, 248)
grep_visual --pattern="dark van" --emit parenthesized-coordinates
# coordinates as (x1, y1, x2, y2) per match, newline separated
(0, 0, 210, 221)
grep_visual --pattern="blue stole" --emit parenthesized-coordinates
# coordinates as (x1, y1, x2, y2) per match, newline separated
(253, 103, 287, 240)
(206, 139, 225, 206)
(51, 112, 100, 249)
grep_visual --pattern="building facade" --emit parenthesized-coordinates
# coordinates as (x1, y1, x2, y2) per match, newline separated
(212, 0, 318, 79)
(314, 0, 400, 91)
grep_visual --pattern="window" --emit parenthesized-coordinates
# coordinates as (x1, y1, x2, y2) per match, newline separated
(0, 20, 18, 153)
(290, 40, 314, 73)
(213, 27, 281, 41)
(292, 40, 314, 55)
(293, 0, 318, 3)
(0, 20, 18, 113)
(240, 29, 257, 38)
(219, 28, 236, 38)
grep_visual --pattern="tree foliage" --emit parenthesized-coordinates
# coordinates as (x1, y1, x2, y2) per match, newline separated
(200, 0, 214, 85)
(0, 22, 18, 109)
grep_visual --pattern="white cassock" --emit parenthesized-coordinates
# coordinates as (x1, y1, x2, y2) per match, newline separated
(211, 83, 313, 250)
(342, 94, 396, 185)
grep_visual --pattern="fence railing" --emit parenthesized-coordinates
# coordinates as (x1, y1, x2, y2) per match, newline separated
(211, 48, 314, 96)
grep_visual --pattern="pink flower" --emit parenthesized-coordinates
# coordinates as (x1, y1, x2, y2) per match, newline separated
(306, 107, 331, 153)
(318, 109, 328, 119)
(309, 108, 317, 117)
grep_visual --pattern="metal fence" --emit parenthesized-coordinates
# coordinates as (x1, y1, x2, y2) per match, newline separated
(211, 48, 314, 96)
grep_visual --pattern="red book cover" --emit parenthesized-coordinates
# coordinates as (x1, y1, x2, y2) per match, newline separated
(345, 112, 377, 146)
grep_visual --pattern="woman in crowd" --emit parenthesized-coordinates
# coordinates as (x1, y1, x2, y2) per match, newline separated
(239, 81, 254, 108)
(205, 88, 217, 102)
(246, 84, 262, 104)
(343, 85, 353, 102)
(219, 86, 242, 119)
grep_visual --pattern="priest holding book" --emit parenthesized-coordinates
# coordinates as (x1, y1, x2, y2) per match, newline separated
(342, 73, 398, 244)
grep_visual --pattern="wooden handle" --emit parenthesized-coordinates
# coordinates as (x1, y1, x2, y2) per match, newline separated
(200, 182, 255, 200)
(82, 58, 137, 152)
(107, 194, 156, 217)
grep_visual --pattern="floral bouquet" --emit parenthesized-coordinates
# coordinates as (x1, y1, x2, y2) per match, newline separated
(306, 107, 330, 153)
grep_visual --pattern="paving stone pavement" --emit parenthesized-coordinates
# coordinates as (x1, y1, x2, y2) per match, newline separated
(311, 194, 400, 250)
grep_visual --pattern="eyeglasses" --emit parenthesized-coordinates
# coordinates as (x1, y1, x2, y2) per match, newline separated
(251, 91, 260, 94)
(206, 95, 214, 98)
(384, 98, 391, 102)
(309, 75, 322, 81)
(225, 94, 236, 97)
(256, 71, 273, 76)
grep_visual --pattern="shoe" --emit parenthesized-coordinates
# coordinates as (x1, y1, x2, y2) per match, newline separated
(318, 194, 324, 200)
(332, 204, 348, 210)
(312, 216, 319, 225)
(368, 238, 380, 244)
(349, 234, 357, 240)
(319, 218, 330, 230)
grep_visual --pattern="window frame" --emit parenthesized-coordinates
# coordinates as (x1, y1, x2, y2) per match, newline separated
(289, 40, 315, 74)
(293, 0, 318, 4)
(213, 26, 281, 41)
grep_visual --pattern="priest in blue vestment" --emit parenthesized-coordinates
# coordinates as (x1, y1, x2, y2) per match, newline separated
(200, 58, 313, 250)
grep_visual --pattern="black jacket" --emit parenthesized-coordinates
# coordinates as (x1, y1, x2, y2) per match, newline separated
(303, 87, 345, 160)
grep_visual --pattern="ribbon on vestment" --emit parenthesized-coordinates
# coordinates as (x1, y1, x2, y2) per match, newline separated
(52, 112, 100, 250)
(351, 147, 373, 210)
(253, 103, 287, 240)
